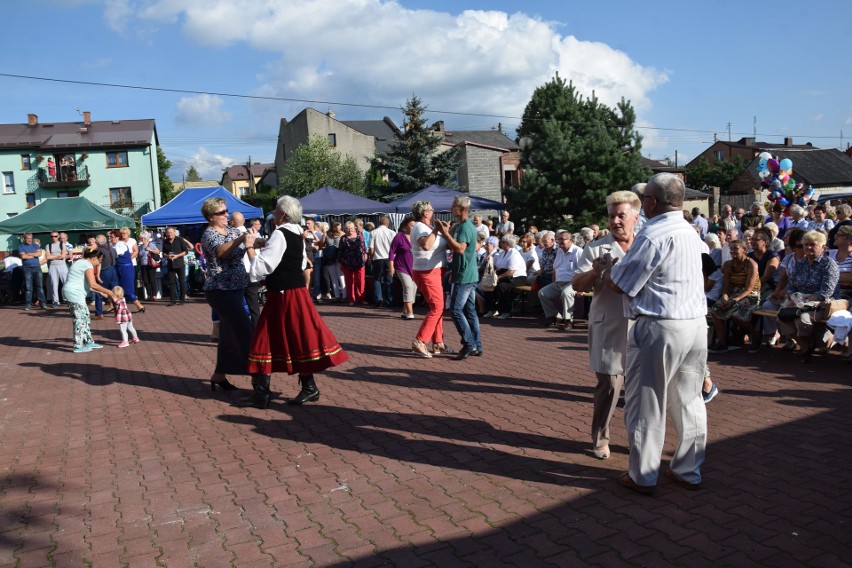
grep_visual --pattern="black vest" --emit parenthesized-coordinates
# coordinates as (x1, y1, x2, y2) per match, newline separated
(265, 227, 307, 292)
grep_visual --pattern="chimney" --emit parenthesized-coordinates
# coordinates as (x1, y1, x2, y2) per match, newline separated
(83, 111, 91, 126)
(433, 120, 445, 133)
(27, 114, 38, 127)
(327, 108, 336, 119)
(784, 137, 793, 146)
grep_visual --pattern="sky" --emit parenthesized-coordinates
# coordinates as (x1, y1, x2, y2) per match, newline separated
(1, 0, 850, 182)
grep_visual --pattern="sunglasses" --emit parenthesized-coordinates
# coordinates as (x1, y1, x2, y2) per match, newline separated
(213, 209, 229, 216)
(51, 234, 59, 238)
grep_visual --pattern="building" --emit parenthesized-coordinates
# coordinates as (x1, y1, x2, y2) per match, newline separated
(685, 136, 816, 169)
(0, 113, 161, 220)
(274, 108, 401, 180)
(220, 162, 276, 197)
(435, 123, 519, 203)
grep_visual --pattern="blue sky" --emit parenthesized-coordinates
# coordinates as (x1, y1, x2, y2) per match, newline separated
(1, 0, 849, 181)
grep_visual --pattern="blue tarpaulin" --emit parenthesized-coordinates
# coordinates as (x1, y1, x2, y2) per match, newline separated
(141, 187, 263, 226)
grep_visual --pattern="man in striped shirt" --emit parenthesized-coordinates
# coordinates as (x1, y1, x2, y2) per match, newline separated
(602, 173, 708, 495)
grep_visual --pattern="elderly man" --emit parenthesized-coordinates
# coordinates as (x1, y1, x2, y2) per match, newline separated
(45, 230, 69, 307)
(538, 231, 582, 327)
(472, 215, 490, 239)
(632, 183, 648, 234)
(741, 203, 764, 231)
(18, 233, 47, 311)
(719, 204, 737, 232)
(535, 231, 557, 287)
(370, 215, 396, 307)
(92, 233, 118, 319)
(603, 173, 708, 495)
(691, 207, 709, 240)
(572, 190, 640, 460)
(496, 211, 514, 237)
(436, 195, 482, 359)
(162, 226, 191, 306)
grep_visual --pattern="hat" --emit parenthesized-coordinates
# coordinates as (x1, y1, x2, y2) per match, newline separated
(486, 236, 499, 247)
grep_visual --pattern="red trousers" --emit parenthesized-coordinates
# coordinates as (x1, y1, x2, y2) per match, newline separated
(341, 265, 365, 304)
(412, 268, 444, 344)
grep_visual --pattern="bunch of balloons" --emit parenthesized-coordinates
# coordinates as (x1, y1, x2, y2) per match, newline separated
(757, 152, 813, 208)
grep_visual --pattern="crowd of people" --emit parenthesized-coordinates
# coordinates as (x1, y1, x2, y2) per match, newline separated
(4, 174, 851, 496)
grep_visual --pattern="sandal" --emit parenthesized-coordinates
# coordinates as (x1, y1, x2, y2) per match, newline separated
(592, 446, 610, 460)
(432, 343, 455, 355)
(411, 339, 432, 358)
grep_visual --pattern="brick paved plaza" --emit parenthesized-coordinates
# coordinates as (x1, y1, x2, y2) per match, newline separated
(0, 299, 850, 567)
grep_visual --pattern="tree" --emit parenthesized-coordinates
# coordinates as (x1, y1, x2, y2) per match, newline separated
(278, 136, 366, 197)
(185, 165, 202, 182)
(156, 146, 174, 205)
(506, 74, 650, 230)
(373, 95, 461, 195)
(685, 156, 748, 192)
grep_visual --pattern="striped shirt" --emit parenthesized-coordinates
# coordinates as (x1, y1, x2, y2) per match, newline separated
(610, 211, 706, 319)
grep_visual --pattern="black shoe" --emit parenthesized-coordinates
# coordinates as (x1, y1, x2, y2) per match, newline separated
(288, 374, 320, 405)
(241, 374, 271, 409)
(543, 316, 557, 327)
(473, 348, 482, 356)
(210, 378, 238, 391)
(454, 345, 477, 360)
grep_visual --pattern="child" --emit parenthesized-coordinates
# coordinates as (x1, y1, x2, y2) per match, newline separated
(113, 286, 140, 348)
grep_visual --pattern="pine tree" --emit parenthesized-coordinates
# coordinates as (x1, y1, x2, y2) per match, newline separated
(185, 165, 202, 182)
(374, 96, 461, 195)
(156, 146, 174, 205)
(506, 74, 649, 230)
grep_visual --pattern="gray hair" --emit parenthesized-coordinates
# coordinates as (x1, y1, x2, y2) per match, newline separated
(789, 204, 804, 217)
(500, 234, 518, 247)
(631, 182, 647, 196)
(411, 200, 432, 220)
(763, 221, 779, 239)
(539, 230, 555, 241)
(704, 233, 721, 249)
(452, 195, 470, 211)
(276, 195, 303, 223)
(647, 173, 685, 207)
(837, 204, 852, 218)
(580, 227, 595, 242)
(606, 190, 642, 213)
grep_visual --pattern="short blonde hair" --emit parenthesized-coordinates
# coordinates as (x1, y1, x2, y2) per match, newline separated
(112, 286, 125, 299)
(802, 230, 827, 246)
(835, 225, 852, 239)
(119, 226, 131, 237)
(201, 197, 227, 221)
(763, 221, 779, 239)
(606, 190, 641, 212)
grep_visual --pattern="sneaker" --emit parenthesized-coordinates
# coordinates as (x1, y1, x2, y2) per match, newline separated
(73, 346, 91, 353)
(117, 341, 130, 348)
(86, 342, 104, 349)
(51, 303, 61, 308)
(483, 310, 496, 318)
(24, 305, 32, 311)
(703, 384, 719, 403)
(400, 313, 414, 320)
(131, 337, 140, 344)
(498, 313, 511, 320)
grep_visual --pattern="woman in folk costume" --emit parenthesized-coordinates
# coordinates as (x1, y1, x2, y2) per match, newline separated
(245, 195, 349, 409)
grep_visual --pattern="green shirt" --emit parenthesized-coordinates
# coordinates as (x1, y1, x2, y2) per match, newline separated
(451, 219, 479, 284)
(63, 259, 93, 304)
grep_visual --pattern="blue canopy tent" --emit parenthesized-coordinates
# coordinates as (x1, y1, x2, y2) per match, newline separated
(388, 185, 503, 213)
(299, 186, 396, 216)
(141, 186, 263, 227)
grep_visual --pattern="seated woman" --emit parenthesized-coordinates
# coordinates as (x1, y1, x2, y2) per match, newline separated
(476, 236, 500, 315)
(748, 228, 780, 301)
(518, 233, 540, 284)
(761, 228, 806, 347)
(777, 230, 840, 363)
(702, 253, 723, 307)
(708, 239, 761, 353)
(828, 225, 852, 302)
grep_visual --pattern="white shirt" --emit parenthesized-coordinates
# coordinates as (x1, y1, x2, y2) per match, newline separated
(4, 256, 22, 269)
(610, 211, 706, 320)
(706, 270, 724, 302)
(520, 248, 540, 273)
(370, 225, 396, 260)
(250, 223, 305, 282)
(553, 244, 582, 282)
(411, 221, 446, 271)
(494, 247, 527, 278)
(474, 224, 490, 238)
(126, 238, 138, 266)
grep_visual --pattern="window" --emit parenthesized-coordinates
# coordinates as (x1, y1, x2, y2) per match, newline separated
(21, 156, 32, 170)
(106, 151, 129, 168)
(109, 187, 132, 207)
(26, 194, 35, 208)
(714, 150, 725, 161)
(56, 190, 80, 198)
(3, 172, 14, 194)
(328, 133, 337, 147)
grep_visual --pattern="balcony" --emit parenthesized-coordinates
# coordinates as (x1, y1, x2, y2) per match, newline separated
(27, 165, 91, 192)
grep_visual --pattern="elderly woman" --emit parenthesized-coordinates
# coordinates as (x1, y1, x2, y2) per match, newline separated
(762, 222, 786, 254)
(809, 205, 835, 233)
(708, 239, 761, 353)
(200, 197, 257, 391)
(777, 230, 840, 362)
(138, 232, 161, 302)
(487, 234, 527, 320)
(389, 216, 416, 320)
(765, 202, 792, 239)
(704, 233, 723, 268)
(114, 227, 144, 312)
(410, 200, 449, 358)
(829, 225, 852, 301)
(761, 227, 806, 346)
(63, 249, 117, 353)
(789, 204, 809, 230)
(338, 221, 368, 306)
(323, 221, 345, 302)
(518, 233, 540, 284)
(245, 196, 348, 408)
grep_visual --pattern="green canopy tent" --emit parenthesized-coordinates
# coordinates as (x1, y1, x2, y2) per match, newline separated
(0, 197, 135, 249)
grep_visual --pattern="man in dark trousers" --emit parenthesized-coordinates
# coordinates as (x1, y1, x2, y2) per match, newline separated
(162, 226, 191, 305)
(92, 233, 119, 320)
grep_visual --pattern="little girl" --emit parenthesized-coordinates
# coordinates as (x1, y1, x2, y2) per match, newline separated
(113, 286, 140, 348)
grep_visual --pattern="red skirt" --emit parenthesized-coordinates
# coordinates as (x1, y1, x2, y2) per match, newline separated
(248, 287, 349, 375)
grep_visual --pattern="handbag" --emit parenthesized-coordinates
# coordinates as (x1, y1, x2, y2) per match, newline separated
(777, 304, 816, 323)
(479, 258, 498, 292)
(148, 252, 161, 269)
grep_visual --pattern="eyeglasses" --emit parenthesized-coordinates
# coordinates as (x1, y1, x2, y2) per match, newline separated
(213, 209, 229, 216)
(51, 234, 59, 238)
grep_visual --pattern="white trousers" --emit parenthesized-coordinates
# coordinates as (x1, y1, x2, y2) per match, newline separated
(538, 281, 575, 319)
(49, 263, 68, 304)
(624, 316, 708, 486)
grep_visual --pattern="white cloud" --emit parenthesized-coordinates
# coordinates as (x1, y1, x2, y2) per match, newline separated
(175, 94, 231, 127)
(168, 146, 234, 181)
(131, 0, 667, 122)
(104, 0, 133, 32)
(80, 57, 112, 69)
(812, 114, 824, 122)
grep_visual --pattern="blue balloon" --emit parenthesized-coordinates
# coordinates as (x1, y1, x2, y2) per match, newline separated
(779, 158, 793, 171)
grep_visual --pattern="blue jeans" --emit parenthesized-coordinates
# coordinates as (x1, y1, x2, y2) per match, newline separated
(22, 266, 46, 307)
(450, 282, 481, 351)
